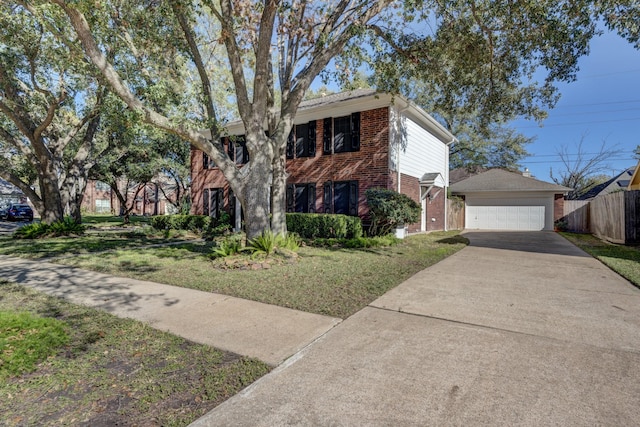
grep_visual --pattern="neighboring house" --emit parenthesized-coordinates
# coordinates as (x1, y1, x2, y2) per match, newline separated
(191, 89, 456, 233)
(82, 179, 176, 216)
(628, 162, 640, 190)
(576, 166, 636, 200)
(449, 168, 571, 231)
(0, 178, 26, 206)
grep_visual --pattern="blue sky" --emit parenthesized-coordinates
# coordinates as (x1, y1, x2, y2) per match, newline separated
(512, 30, 640, 183)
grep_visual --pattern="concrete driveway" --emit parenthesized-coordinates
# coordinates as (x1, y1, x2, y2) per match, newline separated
(193, 231, 640, 426)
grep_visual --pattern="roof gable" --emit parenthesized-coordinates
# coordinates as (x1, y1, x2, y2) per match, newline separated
(576, 166, 636, 200)
(449, 168, 571, 193)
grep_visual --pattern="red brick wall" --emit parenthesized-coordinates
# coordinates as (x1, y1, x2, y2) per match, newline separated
(399, 173, 421, 232)
(190, 107, 393, 219)
(425, 186, 446, 232)
(554, 193, 564, 222)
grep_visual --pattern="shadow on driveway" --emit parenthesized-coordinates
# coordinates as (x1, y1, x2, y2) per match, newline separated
(462, 230, 591, 257)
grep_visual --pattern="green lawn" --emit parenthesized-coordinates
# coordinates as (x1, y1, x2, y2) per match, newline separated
(0, 282, 270, 426)
(561, 232, 640, 287)
(54, 231, 468, 319)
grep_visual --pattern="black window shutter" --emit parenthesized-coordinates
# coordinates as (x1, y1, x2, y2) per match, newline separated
(308, 121, 316, 157)
(286, 130, 294, 159)
(323, 118, 332, 155)
(308, 183, 316, 213)
(228, 188, 236, 228)
(351, 112, 360, 151)
(217, 189, 224, 218)
(203, 189, 209, 216)
(210, 189, 218, 218)
(348, 181, 359, 216)
(286, 184, 295, 212)
(227, 138, 235, 161)
(323, 181, 333, 213)
(203, 153, 209, 170)
(243, 143, 250, 164)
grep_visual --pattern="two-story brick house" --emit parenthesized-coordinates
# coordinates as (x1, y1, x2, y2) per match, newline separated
(190, 89, 456, 233)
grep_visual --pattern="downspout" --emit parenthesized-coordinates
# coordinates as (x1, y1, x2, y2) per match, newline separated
(395, 104, 411, 193)
(444, 136, 457, 232)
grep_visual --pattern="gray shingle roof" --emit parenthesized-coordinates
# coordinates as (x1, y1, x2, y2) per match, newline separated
(575, 166, 635, 200)
(299, 88, 378, 110)
(449, 168, 571, 193)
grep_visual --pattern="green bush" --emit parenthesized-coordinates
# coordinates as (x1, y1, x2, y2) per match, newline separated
(286, 213, 363, 239)
(365, 188, 421, 236)
(150, 214, 217, 234)
(0, 311, 69, 379)
(210, 235, 245, 259)
(13, 217, 85, 239)
(247, 230, 301, 257)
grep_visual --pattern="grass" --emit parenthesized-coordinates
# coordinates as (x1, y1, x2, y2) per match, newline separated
(561, 232, 640, 287)
(0, 311, 69, 379)
(82, 214, 151, 228)
(0, 281, 270, 426)
(55, 231, 468, 319)
(0, 229, 199, 260)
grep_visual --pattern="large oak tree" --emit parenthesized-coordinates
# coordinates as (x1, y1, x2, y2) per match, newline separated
(9, 0, 639, 236)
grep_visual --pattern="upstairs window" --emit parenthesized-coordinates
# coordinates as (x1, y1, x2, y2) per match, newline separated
(286, 122, 317, 159)
(227, 135, 249, 165)
(323, 112, 361, 154)
(286, 183, 316, 213)
(202, 138, 224, 169)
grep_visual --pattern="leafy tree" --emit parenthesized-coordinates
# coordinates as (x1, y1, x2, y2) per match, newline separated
(0, 2, 110, 223)
(550, 135, 623, 199)
(30, 0, 640, 238)
(44, 0, 389, 238)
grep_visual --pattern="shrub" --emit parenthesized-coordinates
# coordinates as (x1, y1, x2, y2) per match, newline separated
(286, 213, 363, 239)
(246, 230, 297, 255)
(365, 188, 421, 236)
(13, 217, 85, 239)
(210, 235, 245, 259)
(150, 214, 224, 235)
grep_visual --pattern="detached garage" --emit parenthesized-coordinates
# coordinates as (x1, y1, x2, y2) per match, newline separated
(450, 169, 571, 231)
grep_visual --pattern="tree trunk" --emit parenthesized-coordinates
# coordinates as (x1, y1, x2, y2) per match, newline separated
(271, 148, 287, 235)
(38, 168, 64, 224)
(242, 154, 272, 240)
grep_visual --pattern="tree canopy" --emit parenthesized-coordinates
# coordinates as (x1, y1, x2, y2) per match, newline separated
(3, 0, 639, 234)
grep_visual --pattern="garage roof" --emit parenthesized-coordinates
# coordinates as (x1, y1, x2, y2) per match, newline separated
(450, 169, 571, 193)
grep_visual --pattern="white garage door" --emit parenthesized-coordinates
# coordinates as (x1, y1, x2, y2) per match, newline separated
(467, 205, 546, 230)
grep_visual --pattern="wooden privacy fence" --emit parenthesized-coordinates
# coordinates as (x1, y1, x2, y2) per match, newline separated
(567, 191, 640, 245)
(447, 198, 465, 230)
(563, 200, 590, 233)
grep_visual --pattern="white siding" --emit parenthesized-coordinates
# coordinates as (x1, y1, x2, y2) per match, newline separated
(394, 112, 449, 187)
(465, 192, 555, 231)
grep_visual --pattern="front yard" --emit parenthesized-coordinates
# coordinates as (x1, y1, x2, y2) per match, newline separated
(0, 220, 468, 425)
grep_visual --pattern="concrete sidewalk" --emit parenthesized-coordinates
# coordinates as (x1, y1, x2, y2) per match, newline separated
(192, 231, 640, 426)
(0, 255, 340, 366)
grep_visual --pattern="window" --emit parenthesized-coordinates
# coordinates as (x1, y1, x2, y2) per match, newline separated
(323, 112, 360, 154)
(227, 135, 249, 165)
(203, 188, 224, 218)
(286, 183, 316, 213)
(95, 199, 110, 213)
(95, 181, 110, 191)
(203, 139, 224, 169)
(286, 122, 317, 159)
(323, 180, 358, 216)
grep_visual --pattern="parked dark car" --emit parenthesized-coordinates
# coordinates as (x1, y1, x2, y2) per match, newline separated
(0, 203, 34, 222)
